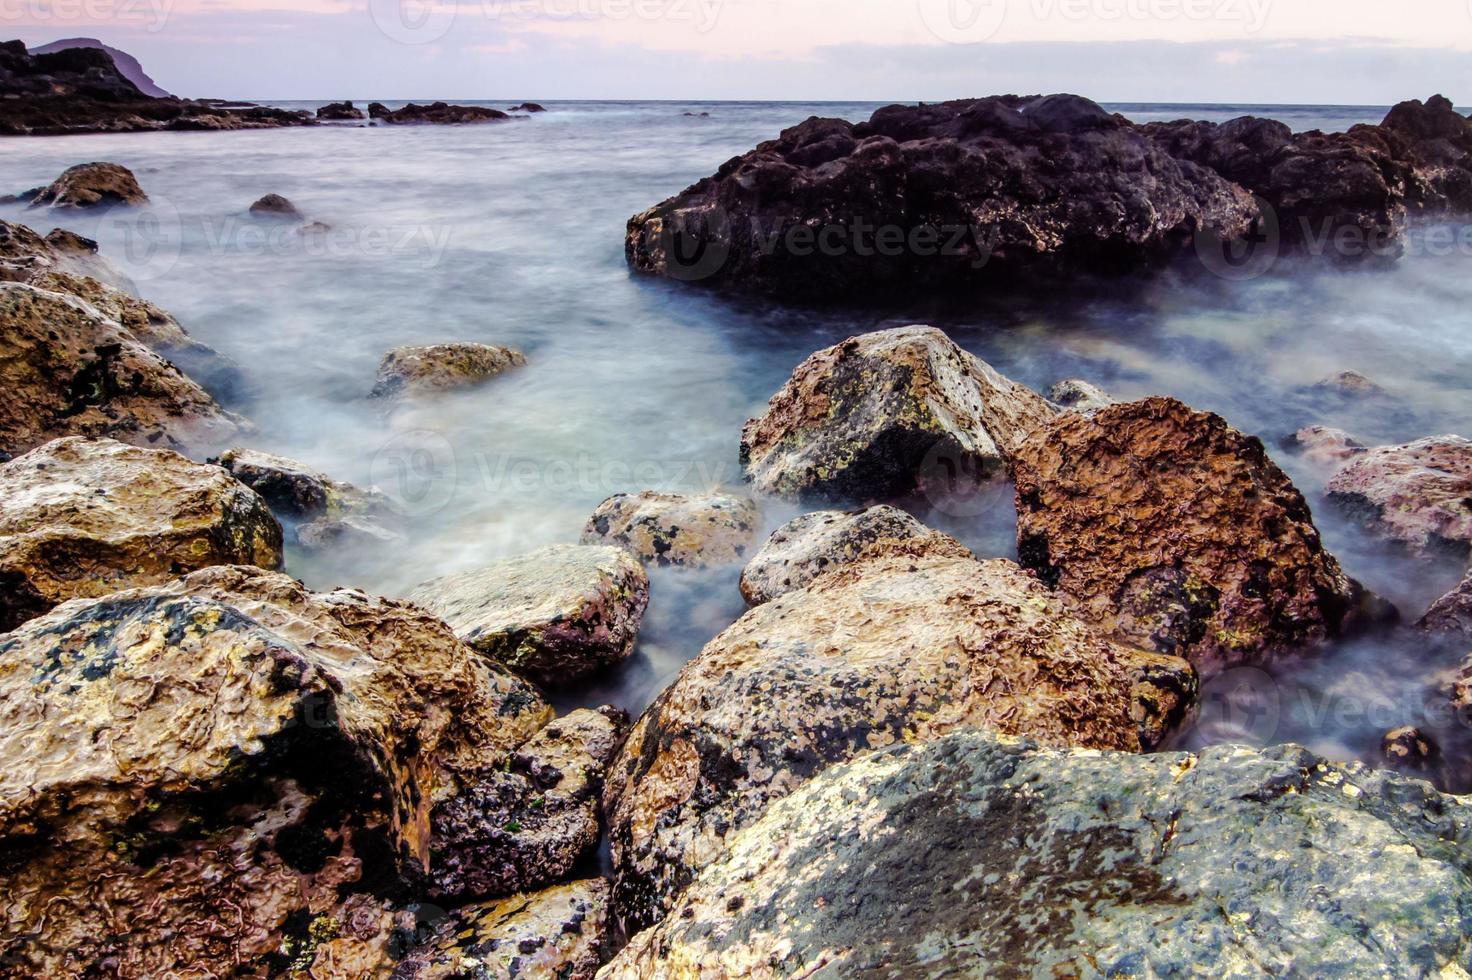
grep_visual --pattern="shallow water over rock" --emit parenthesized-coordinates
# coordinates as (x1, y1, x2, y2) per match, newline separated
(3, 99, 1469, 786)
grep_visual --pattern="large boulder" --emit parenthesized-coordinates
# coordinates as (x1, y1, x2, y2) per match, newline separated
(601, 552, 1195, 932)
(738, 504, 971, 604)
(0, 221, 132, 289)
(394, 879, 610, 979)
(27, 161, 147, 208)
(0, 564, 558, 977)
(1421, 568, 1472, 634)
(316, 100, 364, 121)
(0, 437, 283, 632)
(248, 192, 301, 219)
(371, 342, 527, 398)
(0, 283, 247, 456)
(604, 732, 1472, 978)
(407, 544, 650, 688)
(740, 325, 1055, 500)
(1327, 436, 1472, 557)
(214, 447, 403, 550)
(1012, 397, 1372, 679)
(580, 490, 760, 568)
(626, 95, 1259, 299)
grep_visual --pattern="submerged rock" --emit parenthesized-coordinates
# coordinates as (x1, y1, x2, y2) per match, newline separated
(1327, 435, 1472, 556)
(297, 514, 403, 552)
(602, 552, 1195, 931)
(0, 564, 555, 977)
(738, 504, 971, 604)
(1283, 424, 1367, 467)
(741, 325, 1055, 500)
(1421, 568, 1472, 634)
(1048, 377, 1115, 413)
(408, 544, 650, 688)
(0, 283, 247, 456)
(430, 706, 627, 900)
(248, 192, 302, 219)
(0, 437, 282, 631)
(371, 342, 527, 398)
(1381, 725, 1442, 773)
(395, 879, 609, 979)
(508, 102, 546, 113)
(1313, 369, 1388, 398)
(26, 161, 147, 208)
(627, 95, 1258, 299)
(1012, 397, 1372, 679)
(580, 490, 759, 567)
(604, 732, 1472, 978)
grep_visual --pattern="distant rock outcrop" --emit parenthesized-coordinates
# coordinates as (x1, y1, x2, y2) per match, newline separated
(368, 101, 511, 125)
(28, 37, 171, 97)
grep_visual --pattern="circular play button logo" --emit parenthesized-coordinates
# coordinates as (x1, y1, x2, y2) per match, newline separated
(917, 0, 1009, 43)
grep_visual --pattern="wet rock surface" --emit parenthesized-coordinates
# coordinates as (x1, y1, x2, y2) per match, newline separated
(602, 552, 1195, 932)
(741, 325, 1055, 500)
(372, 342, 527, 398)
(26, 161, 146, 208)
(0, 437, 283, 631)
(369, 101, 512, 124)
(249, 192, 302, 219)
(581, 490, 759, 567)
(0, 283, 247, 456)
(214, 446, 403, 551)
(1283, 423, 1367, 468)
(605, 732, 1472, 978)
(1422, 567, 1472, 634)
(430, 706, 627, 900)
(1327, 435, 1472, 557)
(316, 100, 364, 120)
(0, 221, 134, 291)
(394, 879, 609, 979)
(0, 564, 556, 977)
(738, 504, 971, 604)
(408, 544, 650, 688)
(1048, 377, 1115, 413)
(1012, 396, 1372, 678)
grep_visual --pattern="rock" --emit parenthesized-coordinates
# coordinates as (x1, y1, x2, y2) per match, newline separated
(604, 732, 1472, 978)
(0, 436, 283, 631)
(393, 880, 609, 979)
(316, 100, 364, 120)
(297, 220, 333, 236)
(40, 226, 135, 289)
(0, 563, 557, 977)
(0, 283, 247, 456)
(369, 101, 512, 125)
(28, 37, 171, 97)
(248, 192, 301, 219)
(214, 446, 400, 526)
(297, 515, 404, 552)
(1048, 377, 1115, 413)
(27, 161, 147, 208)
(1327, 436, 1472, 556)
(1283, 424, 1367, 467)
(371, 342, 527, 398)
(580, 490, 760, 567)
(430, 706, 627, 900)
(508, 102, 546, 113)
(627, 95, 1259, 299)
(1012, 397, 1372, 679)
(602, 552, 1196, 931)
(1, 222, 132, 289)
(1381, 725, 1441, 771)
(740, 325, 1056, 500)
(408, 544, 650, 688)
(1312, 369, 1388, 398)
(1421, 568, 1472, 634)
(738, 504, 971, 604)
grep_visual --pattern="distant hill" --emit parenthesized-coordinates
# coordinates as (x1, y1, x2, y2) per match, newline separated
(28, 37, 170, 97)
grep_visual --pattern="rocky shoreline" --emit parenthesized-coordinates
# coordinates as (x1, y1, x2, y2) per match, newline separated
(1, 91, 1472, 978)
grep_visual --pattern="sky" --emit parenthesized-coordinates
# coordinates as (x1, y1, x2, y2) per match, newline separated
(7, 0, 1472, 102)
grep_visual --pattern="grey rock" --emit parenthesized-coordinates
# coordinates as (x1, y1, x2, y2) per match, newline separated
(581, 490, 759, 568)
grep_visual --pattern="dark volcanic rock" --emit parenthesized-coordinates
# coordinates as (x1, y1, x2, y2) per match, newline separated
(369, 101, 511, 125)
(1421, 568, 1472, 634)
(28, 37, 171, 97)
(627, 94, 1260, 299)
(1012, 397, 1374, 679)
(604, 732, 1472, 978)
(508, 102, 546, 113)
(316, 100, 364, 120)
(248, 192, 302, 219)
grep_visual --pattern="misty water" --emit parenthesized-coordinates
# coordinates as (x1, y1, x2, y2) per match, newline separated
(4, 100, 1470, 787)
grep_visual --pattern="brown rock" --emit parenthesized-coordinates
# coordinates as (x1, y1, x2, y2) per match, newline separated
(407, 544, 650, 688)
(601, 551, 1195, 931)
(248, 192, 301, 219)
(371, 342, 527, 398)
(1380, 725, 1441, 771)
(1313, 370, 1387, 399)
(0, 220, 132, 290)
(740, 325, 1056, 500)
(0, 283, 247, 456)
(0, 564, 553, 977)
(0, 436, 283, 631)
(581, 489, 760, 567)
(1284, 424, 1367, 468)
(738, 504, 971, 604)
(1420, 568, 1472, 634)
(28, 161, 147, 208)
(1327, 436, 1472, 556)
(1012, 397, 1370, 679)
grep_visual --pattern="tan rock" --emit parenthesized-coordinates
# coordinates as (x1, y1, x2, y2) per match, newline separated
(0, 283, 247, 456)
(601, 552, 1195, 931)
(740, 325, 1056, 500)
(1049, 377, 1115, 413)
(581, 490, 760, 567)
(0, 436, 283, 631)
(29, 161, 147, 208)
(738, 504, 972, 604)
(1327, 435, 1472, 556)
(1012, 397, 1371, 679)
(371, 342, 526, 398)
(0, 221, 133, 291)
(1285, 424, 1367, 468)
(408, 544, 650, 688)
